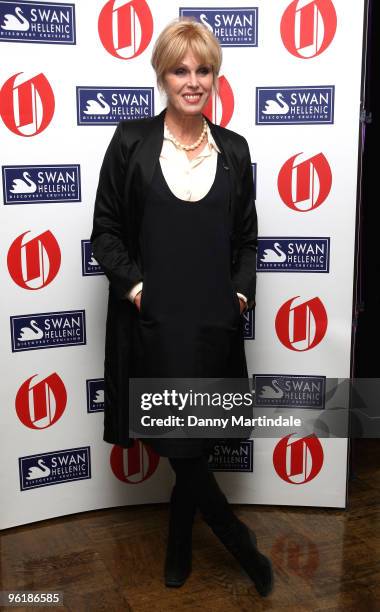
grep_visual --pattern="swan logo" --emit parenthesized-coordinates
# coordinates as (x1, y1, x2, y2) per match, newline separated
(19, 446, 91, 490)
(0, 72, 54, 136)
(273, 434, 324, 484)
(16, 372, 67, 429)
(81, 240, 104, 276)
(7, 230, 61, 290)
(2, 164, 81, 204)
(278, 152, 332, 212)
(243, 307, 255, 340)
(76, 86, 154, 125)
(86, 379, 105, 413)
(208, 440, 253, 472)
(0, 2, 75, 44)
(98, 0, 153, 59)
(203, 75, 234, 127)
(275, 296, 328, 351)
(256, 86, 334, 125)
(110, 440, 159, 484)
(253, 375, 326, 408)
(257, 238, 330, 272)
(10, 309, 86, 352)
(280, 0, 337, 59)
(179, 8, 258, 47)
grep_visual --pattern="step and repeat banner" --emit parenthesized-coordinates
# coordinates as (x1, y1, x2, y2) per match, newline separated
(1, 0, 365, 529)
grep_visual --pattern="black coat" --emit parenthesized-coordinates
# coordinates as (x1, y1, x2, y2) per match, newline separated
(91, 108, 258, 448)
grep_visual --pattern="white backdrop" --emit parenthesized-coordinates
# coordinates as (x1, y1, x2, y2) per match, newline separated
(0, 0, 365, 530)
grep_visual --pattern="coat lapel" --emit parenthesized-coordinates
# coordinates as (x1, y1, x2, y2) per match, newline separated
(130, 108, 166, 210)
(204, 115, 237, 223)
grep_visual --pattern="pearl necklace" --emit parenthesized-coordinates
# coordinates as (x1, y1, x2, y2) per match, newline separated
(165, 117, 207, 151)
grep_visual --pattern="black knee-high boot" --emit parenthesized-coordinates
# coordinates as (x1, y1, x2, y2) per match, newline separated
(169, 455, 273, 596)
(205, 506, 274, 597)
(164, 483, 197, 587)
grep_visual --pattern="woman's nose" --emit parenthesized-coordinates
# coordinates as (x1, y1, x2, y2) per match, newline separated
(187, 71, 199, 87)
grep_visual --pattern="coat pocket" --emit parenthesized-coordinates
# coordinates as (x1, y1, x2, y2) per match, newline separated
(138, 287, 161, 324)
(139, 288, 146, 317)
(232, 288, 241, 318)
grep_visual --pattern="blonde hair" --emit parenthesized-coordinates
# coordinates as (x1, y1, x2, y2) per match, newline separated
(151, 18, 222, 91)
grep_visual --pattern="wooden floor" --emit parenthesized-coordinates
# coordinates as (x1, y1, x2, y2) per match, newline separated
(1, 440, 379, 612)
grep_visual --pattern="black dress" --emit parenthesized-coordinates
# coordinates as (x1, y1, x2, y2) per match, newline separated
(133, 153, 248, 457)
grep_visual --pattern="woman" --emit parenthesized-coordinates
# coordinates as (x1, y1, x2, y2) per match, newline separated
(91, 18, 273, 597)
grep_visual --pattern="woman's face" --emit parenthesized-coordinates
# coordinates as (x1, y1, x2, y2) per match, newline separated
(162, 50, 213, 117)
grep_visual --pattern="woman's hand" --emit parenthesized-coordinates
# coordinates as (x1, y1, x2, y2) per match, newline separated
(134, 291, 142, 311)
(238, 297, 246, 315)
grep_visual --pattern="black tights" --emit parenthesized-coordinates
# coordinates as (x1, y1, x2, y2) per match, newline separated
(168, 454, 237, 530)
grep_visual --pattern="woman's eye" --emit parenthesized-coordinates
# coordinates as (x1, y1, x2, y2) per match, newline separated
(173, 67, 211, 76)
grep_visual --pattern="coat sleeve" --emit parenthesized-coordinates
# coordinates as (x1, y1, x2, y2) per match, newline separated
(90, 123, 143, 299)
(231, 137, 258, 310)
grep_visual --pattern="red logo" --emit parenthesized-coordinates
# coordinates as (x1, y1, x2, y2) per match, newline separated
(278, 152, 332, 212)
(203, 75, 234, 127)
(98, 0, 153, 59)
(281, 0, 337, 59)
(271, 535, 319, 577)
(273, 433, 324, 484)
(275, 296, 328, 351)
(7, 230, 61, 290)
(0, 73, 54, 136)
(110, 440, 159, 483)
(15, 373, 67, 429)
